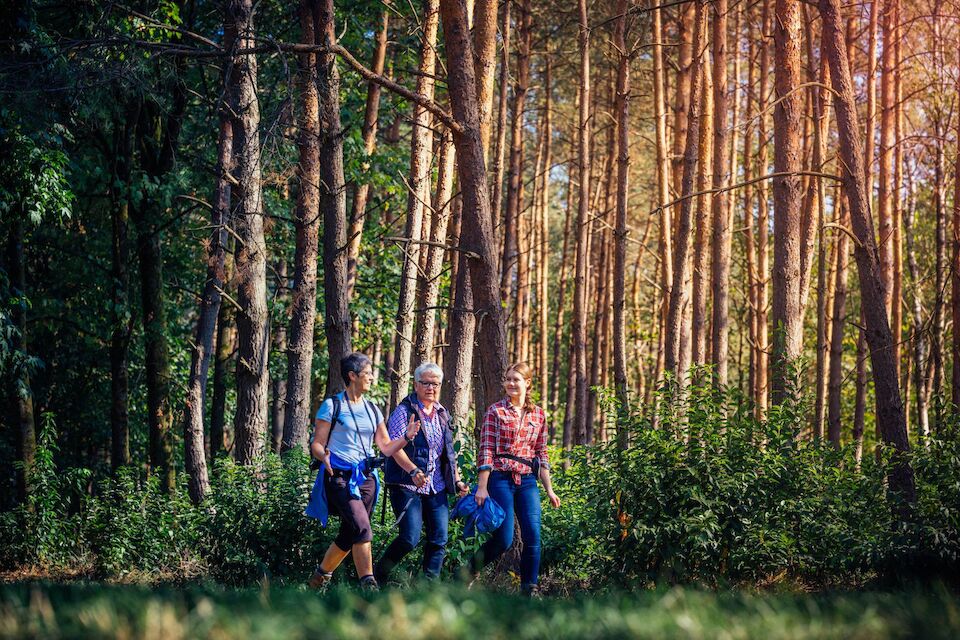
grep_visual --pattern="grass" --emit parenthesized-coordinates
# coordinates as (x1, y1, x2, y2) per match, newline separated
(1, 581, 959, 639)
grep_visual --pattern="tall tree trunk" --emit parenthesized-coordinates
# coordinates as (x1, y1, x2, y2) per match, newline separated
(953, 30, 960, 408)
(282, 0, 322, 453)
(229, 0, 269, 465)
(318, 0, 352, 398)
(490, 0, 511, 246)
(346, 9, 390, 301)
(652, 0, 672, 403)
(671, 2, 695, 199)
(499, 0, 532, 303)
(709, 0, 731, 386)
(664, 0, 706, 378)
(827, 196, 849, 447)
(7, 220, 35, 503)
(438, 0, 509, 407)
(570, 0, 593, 444)
(877, 0, 895, 333)
(414, 130, 456, 364)
(613, 0, 630, 434)
(755, 0, 771, 416)
(770, 0, 804, 405)
(904, 193, 930, 440)
(182, 106, 232, 502)
(271, 260, 287, 454)
(211, 243, 235, 460)
(390, 0, 439, 409)
(537, 55, 552, 409)
(819, 0, 916, 505)
(691, 53, 713, 369)
(550, 160, 576, 414)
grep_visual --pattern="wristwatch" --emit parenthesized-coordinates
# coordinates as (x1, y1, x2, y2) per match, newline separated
(404, 432, 416, 443)
(409, 467, 422, 478)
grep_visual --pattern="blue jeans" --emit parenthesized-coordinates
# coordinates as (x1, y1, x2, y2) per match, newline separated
(376, 486, 450, 580)
(478, 471, 542, 588)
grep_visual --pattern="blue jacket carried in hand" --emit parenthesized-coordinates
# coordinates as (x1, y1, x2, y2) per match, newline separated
(451, 488, 505, 537)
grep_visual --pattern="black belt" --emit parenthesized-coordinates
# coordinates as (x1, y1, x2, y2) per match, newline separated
(494, 453, 540, 475)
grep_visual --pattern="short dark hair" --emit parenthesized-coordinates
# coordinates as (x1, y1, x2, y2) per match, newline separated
(340, 352, 372, 385)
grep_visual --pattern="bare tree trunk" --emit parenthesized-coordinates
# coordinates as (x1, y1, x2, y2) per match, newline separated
(550, 160, 575, 414)
(230, 0, 269, 466)
(819, 0, 916, 505)
(770, 0, 804, 406)
(414, 130, 456, 364)
(878, 0, 895, 333)
(537, 55, 552, 409)
(691, 54, 713, 369)
(439, 0, 509, 406)
(491, 0, 511, 246)
(211, 244, 235, 460)
(282, 0, 322, 452)
(271, 260, 287, 454)
(742, 21, 759, 409)
(613, 0, 630, 435)
(671, 2, 695, 199)
(500, 0, 531, 303)
(652, 0, 672, 403)
(473, 0, 498, 154)
(346, 9, 389, 301)
(709, 0, 731, 386)
(317, 0, 352, 399)
(7, 220, 35, 502)
(755, 0, 771, 416)
(904, 192, 930, 440)
(827, 196, 849, 447)
(953, 29, 960, 408)
(570, 0, 594, 444)
(390, 0, 439, 410)
(665, 0, 706, 378)
(182, 105, 232, 502)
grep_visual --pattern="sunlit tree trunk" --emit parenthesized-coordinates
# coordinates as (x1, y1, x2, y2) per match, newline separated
(613, 0, 630, 434)
(691, 53, 713, 369)
(652, 0, 672, 406)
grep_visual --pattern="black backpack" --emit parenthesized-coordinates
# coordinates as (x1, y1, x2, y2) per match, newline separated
(308, 393, 380, 470)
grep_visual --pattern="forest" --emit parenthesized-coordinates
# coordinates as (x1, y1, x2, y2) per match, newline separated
(2, 0, 960, 636)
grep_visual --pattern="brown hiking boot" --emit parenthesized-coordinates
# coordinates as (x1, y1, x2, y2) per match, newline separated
(309, 570, 333, 590)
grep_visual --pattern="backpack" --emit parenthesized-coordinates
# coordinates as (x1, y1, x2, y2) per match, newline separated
(308, 393, 380, 470)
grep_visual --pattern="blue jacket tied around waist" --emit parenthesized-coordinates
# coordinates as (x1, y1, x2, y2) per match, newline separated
(304, 452, 381, 526)
(451, 489, 505, 537)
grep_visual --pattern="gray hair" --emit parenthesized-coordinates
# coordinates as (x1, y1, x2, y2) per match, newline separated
(414, 362, 444, 383)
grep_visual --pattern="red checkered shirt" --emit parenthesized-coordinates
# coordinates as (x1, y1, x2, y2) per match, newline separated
(478, 398, 549, 485)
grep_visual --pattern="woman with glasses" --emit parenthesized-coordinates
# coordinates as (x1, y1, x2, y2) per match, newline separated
(375, 362, 470, 583)
(473, 362, 561, 596)
(308, 353, 420, 590)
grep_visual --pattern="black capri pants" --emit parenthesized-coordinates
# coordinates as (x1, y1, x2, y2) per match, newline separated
(324, 472, 377, 550)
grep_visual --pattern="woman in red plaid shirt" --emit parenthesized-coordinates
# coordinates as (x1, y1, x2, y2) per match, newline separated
(473, 362, 561, 595)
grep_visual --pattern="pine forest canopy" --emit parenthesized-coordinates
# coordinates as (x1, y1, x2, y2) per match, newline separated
(3, 0, 960, 513)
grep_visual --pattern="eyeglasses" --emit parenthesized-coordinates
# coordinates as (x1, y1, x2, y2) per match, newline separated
(417, 380, 441, 389)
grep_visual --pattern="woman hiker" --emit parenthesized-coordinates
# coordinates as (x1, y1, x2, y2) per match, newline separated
(374, 362, 470, 583)
(472, 362, 561, 595)
(307, 353, 420, 590)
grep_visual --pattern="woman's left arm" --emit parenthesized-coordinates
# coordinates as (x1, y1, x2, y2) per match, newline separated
(535, 407, 561, 508)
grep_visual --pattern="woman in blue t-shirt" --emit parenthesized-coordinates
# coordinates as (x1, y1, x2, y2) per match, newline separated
(308, 353, 419, 590)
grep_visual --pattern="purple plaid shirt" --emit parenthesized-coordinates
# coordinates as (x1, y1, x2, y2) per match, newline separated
(387, 396, 447, 494)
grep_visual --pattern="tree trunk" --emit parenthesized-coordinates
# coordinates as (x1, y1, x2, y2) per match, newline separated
(282, 0, 322, 453)
(318, 0, 352, 398)
(182, 107, 232, 502)
(904, 192, 930, 440)
(770, 0, 804, 405)
(755, 0, 771, 416)
(271, 260, 287, 454)
(7, 220, 35, 503)
(499, 0, 531, 303)
(709, 0, 731, 386)
(664, 0, 706, 378)
(537, 55, 552, 409)
(490, 0, 511, 246)
(819, 0, 916, 505)
(473, 0, 498, 155)
(691, 53, 713, 369)
(229, 0, 269, 465)
(390, 0, 439, 410)
(414, 129, 456, 364)
(953, 29, 960, 408)
(877, 0, 895, 333)
(438, 0, 509, 407)
(346, 9, 390, 301)
(613, 0, 630, 433)
(570, 0, 593, 444)
(827, 196, 849, 447)
(652, 0, 672, 403)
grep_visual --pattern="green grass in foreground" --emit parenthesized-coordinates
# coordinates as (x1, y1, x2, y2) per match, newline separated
(1, 582, 958, 640)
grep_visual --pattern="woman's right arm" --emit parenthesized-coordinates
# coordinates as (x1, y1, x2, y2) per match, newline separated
(475, 406, 497, 506)
(311, 418, 333, 476)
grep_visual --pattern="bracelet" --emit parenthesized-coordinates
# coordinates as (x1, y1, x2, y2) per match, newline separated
(404, 432, 416, 443)
(408, 468, 422, 478)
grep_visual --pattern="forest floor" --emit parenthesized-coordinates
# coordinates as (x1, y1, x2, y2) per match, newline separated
(1, 580, 958, 639)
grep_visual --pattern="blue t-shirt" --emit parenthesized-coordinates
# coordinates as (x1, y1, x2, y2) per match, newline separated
(315, 392, 384, 464)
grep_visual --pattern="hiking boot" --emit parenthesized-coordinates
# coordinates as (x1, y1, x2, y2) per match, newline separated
(359, 575, 379, 591)
(522, 584, 542, 598)
(308, 569, 333, 590)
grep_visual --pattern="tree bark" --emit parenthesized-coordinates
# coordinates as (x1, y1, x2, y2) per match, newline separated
(318, 0, 352, 398)
(819, 0, 916, 505)
(438, 0, 509, 407)
(953, 28, 960, 408)
(709, 0, 731, 386)
(390, 0, 439, 410)
(182, 106, 232, 502)
(770, 0, 805, 406)
(346, 9, 389, 301)
(652, 0, 672, 403)
(282, 0, 322, 453)
(664, 0, 706, 378)
(211, 243, 235, 460)
(613, 0, 630, 432)
(827, 195, 849, 447)
(229, 0, 269, 465)
(691, 52, 713, 369)
(7, 220, 35, 503)
(271, 260, 287, 454)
